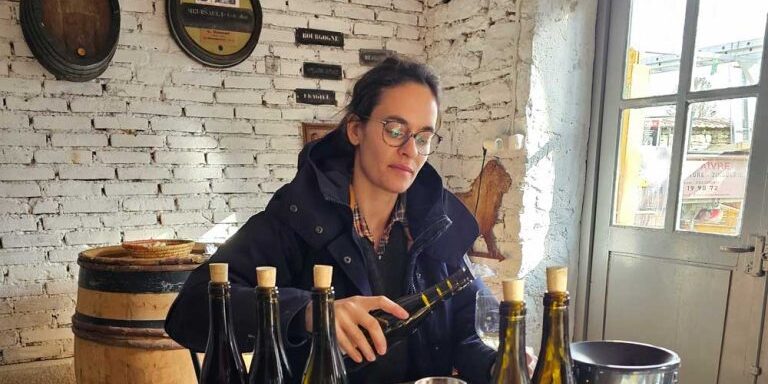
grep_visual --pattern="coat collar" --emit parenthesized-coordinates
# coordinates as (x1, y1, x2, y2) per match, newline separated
(269, 128, 479, 266)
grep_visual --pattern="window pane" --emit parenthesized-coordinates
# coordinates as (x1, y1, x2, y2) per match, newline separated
(614, 106, 676, 228)
(623, 0, 687, 99)
(692, 0, 768, 92)
(677, 98, 756, 235)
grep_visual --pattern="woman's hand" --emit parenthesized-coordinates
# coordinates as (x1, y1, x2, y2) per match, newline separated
(305, 295, 409, 363)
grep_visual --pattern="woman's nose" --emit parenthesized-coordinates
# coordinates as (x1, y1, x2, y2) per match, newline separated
(399, 135, 420, 157)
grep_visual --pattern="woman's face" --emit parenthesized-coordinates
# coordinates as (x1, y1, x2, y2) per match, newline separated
(347, 82, 439, 194)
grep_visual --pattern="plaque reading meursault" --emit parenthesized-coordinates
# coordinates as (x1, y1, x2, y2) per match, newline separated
(303, 63, 342, 80)
(295, 28, 344, 47)
(167, 0, 263, 67)
(360, 49, 395, 66)
(296, 89, 336, 106)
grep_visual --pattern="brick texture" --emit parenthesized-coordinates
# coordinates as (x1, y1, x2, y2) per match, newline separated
(0, 0, 428, 370)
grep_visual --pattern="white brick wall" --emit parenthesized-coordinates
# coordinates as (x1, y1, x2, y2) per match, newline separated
(110, 134, 165, 148)
(425, 0, 595, 352)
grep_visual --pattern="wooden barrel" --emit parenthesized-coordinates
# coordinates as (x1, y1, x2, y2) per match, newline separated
(73, 244, 210, 384)
(20, 0, 120, 82)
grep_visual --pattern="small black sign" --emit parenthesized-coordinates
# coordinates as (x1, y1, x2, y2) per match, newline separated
(360, 49, 395, 65)
(296, 89, 336, 105)
(303, 62, 342, 80)
(295, 28, 344, 47)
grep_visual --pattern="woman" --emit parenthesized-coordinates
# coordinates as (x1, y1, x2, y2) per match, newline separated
(165, 56, 496, 383)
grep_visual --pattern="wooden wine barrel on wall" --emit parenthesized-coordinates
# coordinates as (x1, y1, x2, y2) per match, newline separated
(73, 245, 209, 384)
(20, 0, 120, 82)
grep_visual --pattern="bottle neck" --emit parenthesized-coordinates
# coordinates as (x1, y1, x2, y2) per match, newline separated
(256, 288, 279, 327)
(311, 287, 336, 340)
(498, 301, 528, 372)
(250, 287, 285, 382)
(422, 266, 474, 306)
(255, 287, 280, 345)
(540, 292, 571, 356)
(208, 282, 236, 343)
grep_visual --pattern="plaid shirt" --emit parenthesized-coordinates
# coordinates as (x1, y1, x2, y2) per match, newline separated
(350, 185, 408, 259)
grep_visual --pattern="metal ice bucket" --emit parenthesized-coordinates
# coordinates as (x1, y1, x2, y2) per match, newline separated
(414, 378, 466, 384)
(571, 341, 680, 384)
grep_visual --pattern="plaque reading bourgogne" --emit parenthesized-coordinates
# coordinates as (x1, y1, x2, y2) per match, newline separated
(295, 28, 344, 47)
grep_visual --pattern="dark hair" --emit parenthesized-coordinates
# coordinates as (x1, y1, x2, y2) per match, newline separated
(337, 56, 441, 132)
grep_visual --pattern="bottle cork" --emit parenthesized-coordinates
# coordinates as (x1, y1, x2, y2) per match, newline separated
(209, 263, 228, 283)
(256, 267, 276, 288)
(546, 266, 568, 292)
(502, 279, 524, 302)
(313, 265, 333, 289)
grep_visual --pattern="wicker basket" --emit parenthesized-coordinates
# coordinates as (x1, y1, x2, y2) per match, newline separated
(121, 239, 195, 259)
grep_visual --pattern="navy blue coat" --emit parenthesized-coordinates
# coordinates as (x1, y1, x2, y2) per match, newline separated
(165, 128, 495, 383)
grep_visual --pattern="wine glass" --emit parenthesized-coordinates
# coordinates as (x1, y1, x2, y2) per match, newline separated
(475, 290, 500, 350)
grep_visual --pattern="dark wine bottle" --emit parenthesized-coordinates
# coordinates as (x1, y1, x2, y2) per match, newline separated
(491, 279, 531, 384)
(200, 263, 248, 384)
(301, 265, 348, 384)
(346, 265, 476, 371)
(248, 267, 292, 384)
(531, 267, 576, 384)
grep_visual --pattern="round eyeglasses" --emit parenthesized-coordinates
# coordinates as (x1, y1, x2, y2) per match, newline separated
(370, 119, 442, 156)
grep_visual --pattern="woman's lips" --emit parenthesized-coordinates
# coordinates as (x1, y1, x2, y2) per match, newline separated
(389, 164, 414, 174)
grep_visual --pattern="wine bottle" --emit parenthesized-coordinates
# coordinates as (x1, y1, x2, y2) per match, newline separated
(200, 263, 248, 384)
(531, 267, 576, 384)
(248, 267, 292, 384)
(491, 279, 531, 384)
(301, 265, 349, 384)
(345, 265, 476, 371)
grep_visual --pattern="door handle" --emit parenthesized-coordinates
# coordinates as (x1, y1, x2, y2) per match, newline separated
(720, 235, 766, 277)
(720, 245, 756, 253)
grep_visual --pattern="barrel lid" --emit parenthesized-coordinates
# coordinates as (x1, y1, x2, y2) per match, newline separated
(78, 243, 214, 267)
(20, 0, 120, 81)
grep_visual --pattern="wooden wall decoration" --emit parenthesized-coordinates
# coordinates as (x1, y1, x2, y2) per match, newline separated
(301, 123, 336, 145)
(20, 0, 121, 82)
(167, 0, 263, 68)
(456, 159, 513, 260)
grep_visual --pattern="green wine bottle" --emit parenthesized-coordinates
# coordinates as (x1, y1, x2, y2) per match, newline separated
(248, 267, 291, 384)
(491, 279, 531, 384)
(531, 267, 575, 384)
(200, 263, 248, 384)
(345, 265, 476, 372)
(301, 265, 348, 384)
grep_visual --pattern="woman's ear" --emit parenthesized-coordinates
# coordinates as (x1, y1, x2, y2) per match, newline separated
(346, 116, 362, 146)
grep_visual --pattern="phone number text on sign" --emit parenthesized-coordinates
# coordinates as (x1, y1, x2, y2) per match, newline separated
(682, 156, 748, 199)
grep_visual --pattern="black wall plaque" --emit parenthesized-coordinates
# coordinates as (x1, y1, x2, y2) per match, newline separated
(359, 49, 395, 66)
(295, 28, 344, 47)
(295, 89, 336, 106)
(303, 62, 342, 80)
